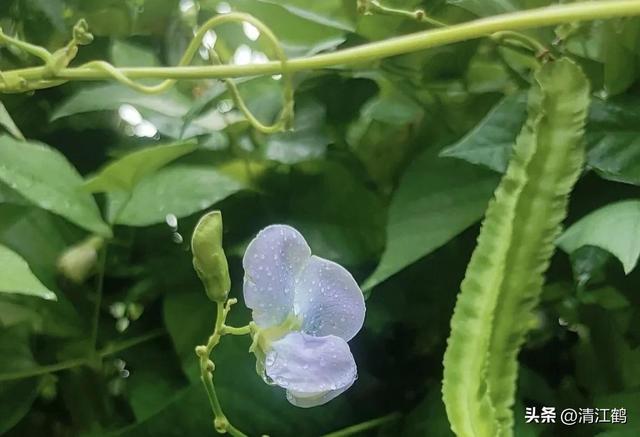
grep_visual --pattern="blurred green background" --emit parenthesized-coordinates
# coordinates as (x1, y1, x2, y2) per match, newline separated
(1, 0, 639, 436)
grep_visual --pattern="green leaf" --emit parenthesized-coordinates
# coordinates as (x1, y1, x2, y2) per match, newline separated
(0, 244, 56, 300)
(448, 0, 550, 17)
(289, 161, 386, 266)
(119, 340, 188, 422)
(0, 378, 40, 434)
(363, 148, 499, 290)
(597, 429, 640, 437)
(257, 0, 356, 32)
(577, 306, 640, 394)
(111, 40, 159, 68)
(560, 19, 640, 96)
(441, 94, 640, 187)
(51, 84, 191, 121)
(569, 245, 611, 289)
(117, 384, 215, 437)
(587, 96, 640, 186)
(596, 391, 639, 428)
(0, 102, 25, 141)
(558, 200, 640, 274)
(262, 98, 330, 164)
(360, 84, 423, 126)
(23, 0, 65, 31)
(440, 92, 527, 173)
(211, 0, 348, 57)
(0, 135, 110, 236)
(0, 325, 40, 433)
(0, 204, 84, 288)
(108, 165, 246, 226)
(402, 389, 454, 436)
(84, 142, 198, 193)
(346, 80, 419, 190)
(50, 43, 221, 140)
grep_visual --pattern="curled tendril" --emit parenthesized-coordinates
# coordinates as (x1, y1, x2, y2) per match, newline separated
(0, 20, 93, 93)
(0, 13, 294, 133)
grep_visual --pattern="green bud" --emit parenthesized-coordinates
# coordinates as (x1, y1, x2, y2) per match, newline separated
(73, 19, 94, 45)
(57, 236, 104, 283)
(191, 211, 231, 302)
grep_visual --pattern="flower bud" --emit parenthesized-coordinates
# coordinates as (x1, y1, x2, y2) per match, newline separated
(191, 211, 231, 302)
(57, 236, 104, 284)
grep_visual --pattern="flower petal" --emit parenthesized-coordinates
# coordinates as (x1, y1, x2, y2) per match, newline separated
(265, 332, 357, 408)
(243, 225, 311, 327)
(285, 383, 354, 408)
(293, 256, 365, 341)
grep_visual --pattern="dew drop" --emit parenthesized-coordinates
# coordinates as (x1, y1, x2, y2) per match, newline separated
(165, 213, 178, 229)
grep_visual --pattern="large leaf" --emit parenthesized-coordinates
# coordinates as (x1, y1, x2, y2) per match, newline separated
(0, 378, 40, 434)
(257, 0, 356, 32)
(22, 0, 65, 31)
(0, 244, 55, 300)
(441, 94, 640, 186)
(84, 142, 198, 193)
(111, 39, 159, 68)
(440, 92, 527, 173)
(559, 19, 640, 96)
(0, 135, 110, 236)
(288, 161, 386, 266)
(0, 204, 83, 287)
(209, 0, 348, 57)
(262, 98, 330, 164)
(363, 147, 499, 290)
(0, 102, 25, 140)
(0, 326, 40, 434)
(595, 390, 640, 431)
(107, 164, 246, 226)
(558, 200, 640, 274)
(448, 0, 551, 17)
(51, 84, 190, 121)
(586, 96, 640, 186)
(51, 39, 224, 139)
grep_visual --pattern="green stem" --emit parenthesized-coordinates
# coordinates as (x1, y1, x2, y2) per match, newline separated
(0, 329, 166, 382)
(98, 329, 166, 357)
(89, 244, 108, 353)
(322, 412, 402, 437)
(0, 357, 88, 382)
(222, 325, 252, 336)
(2, 0, 639, 89)
(197, 301, 248, 436)
(0, 28, 53, 62)
(363, 0, 545, 56)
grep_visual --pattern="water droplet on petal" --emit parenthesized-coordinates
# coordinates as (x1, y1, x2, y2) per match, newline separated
(265, 354, 276, 367)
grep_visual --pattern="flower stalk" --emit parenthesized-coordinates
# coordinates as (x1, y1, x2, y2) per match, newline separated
(195, 299, 250, 437)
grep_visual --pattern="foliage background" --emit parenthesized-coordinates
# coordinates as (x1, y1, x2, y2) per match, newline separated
(0, 0, 639, 436)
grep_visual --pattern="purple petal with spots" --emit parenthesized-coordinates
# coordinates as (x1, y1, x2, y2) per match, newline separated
(265, 332, 357, 408)
(243, 225, 311, 327)
(293, 256, 365, 341)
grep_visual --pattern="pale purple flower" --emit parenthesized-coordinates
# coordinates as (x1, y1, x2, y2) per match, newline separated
(243, 225, 366, 408)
